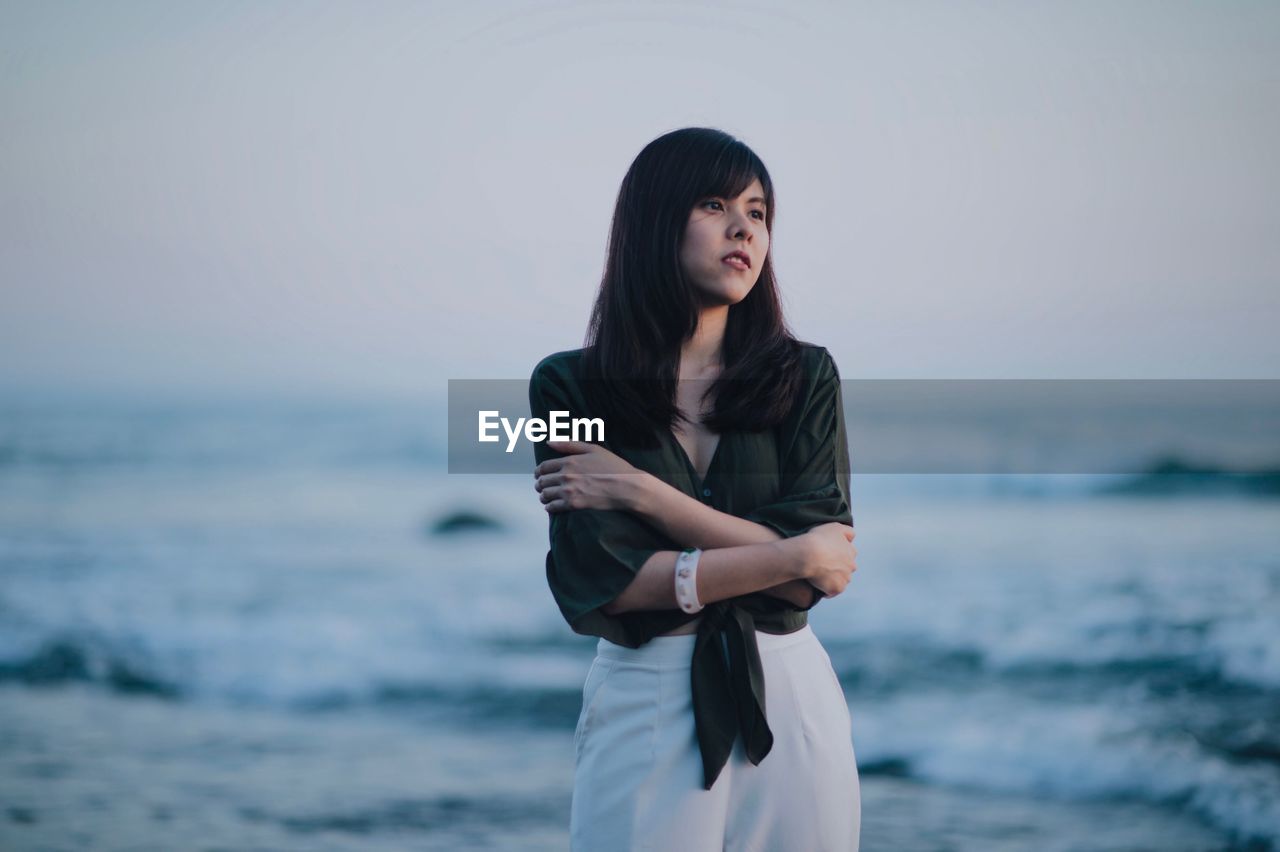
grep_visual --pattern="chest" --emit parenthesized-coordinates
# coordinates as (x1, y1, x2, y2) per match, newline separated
(671, 379, 720, 482)
(672, 420, 720, 483)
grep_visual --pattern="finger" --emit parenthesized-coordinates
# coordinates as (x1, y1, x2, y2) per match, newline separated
(533, 473, 565, 493)
(536, 458, 568, 476)
(539, 486, 564, 505)
(545, 498, 570, 513)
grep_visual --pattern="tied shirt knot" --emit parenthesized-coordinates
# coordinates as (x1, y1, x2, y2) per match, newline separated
(690, 600, 773, 790)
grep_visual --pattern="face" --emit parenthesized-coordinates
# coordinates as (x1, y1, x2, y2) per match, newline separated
(678, 177, 769, 306)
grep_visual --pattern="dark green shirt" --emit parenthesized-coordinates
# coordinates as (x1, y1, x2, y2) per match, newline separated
(528, 343, 852, 789)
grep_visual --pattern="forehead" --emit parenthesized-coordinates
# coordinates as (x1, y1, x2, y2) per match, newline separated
(712, 177, 767, 204)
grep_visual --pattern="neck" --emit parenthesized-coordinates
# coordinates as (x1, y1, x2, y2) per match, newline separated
(680, 305, 729, 378)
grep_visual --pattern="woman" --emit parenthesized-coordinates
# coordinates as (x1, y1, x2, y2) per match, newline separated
(528, 127, 860, 851)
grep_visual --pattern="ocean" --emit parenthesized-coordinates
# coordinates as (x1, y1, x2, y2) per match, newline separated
(0, 393, 1276, 850)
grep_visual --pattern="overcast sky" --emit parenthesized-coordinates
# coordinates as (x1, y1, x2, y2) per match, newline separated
(2, 1, 1277, 401)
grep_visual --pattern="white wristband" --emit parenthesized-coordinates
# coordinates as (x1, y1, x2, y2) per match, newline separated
(674, 548, 704, 614)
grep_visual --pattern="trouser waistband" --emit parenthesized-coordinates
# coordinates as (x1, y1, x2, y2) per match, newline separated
(596, 623, 815, 669)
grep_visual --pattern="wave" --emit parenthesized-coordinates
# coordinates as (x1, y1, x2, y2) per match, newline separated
(1098, 455, 1280, 498)
(849, 686, 1280, 850)
(0, 637, 182, 699)
(294, 680, 584, 731)
(3, 628, 1275, 846)
(239, 790, 565, 839)
(827, 632, 1280, 702)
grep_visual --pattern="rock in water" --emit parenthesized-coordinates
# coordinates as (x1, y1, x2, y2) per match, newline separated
(429, 510, 504, 535)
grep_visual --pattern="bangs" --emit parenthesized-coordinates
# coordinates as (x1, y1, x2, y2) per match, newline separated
(697, 143, 773, 212)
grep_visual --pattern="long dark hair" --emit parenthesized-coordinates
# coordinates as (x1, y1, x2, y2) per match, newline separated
(583, 127, 808, 449)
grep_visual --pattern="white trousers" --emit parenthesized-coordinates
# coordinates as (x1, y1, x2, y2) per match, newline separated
(570, 624, 860, 852)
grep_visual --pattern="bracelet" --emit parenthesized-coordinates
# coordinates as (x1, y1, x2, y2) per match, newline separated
(674, 548, 704, 614)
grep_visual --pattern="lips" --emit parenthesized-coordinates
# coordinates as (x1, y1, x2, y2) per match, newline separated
(722, 250, 751, 269)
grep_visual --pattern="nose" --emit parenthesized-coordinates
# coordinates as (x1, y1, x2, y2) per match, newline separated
(727, 211, 751, 241)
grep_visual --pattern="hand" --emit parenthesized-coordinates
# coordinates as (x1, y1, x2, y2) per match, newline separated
(795, 522, 857, 598)
(533, 440, 645, 513)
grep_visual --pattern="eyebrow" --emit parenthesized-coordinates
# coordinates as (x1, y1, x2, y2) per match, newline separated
(711, 195, 768, 206)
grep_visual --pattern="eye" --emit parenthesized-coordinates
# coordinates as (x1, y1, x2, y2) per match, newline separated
(702, 200, 723, 210)
(750, 210, 765, 220)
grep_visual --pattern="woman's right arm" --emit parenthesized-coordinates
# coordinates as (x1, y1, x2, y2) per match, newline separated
(602, 522, 856, 614)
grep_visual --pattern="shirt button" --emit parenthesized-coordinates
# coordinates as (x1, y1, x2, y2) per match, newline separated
(702, 487, 712, 498)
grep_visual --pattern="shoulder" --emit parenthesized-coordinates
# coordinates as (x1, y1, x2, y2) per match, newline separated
(794, 342, 840, 381)
(530, 348, 586, 384)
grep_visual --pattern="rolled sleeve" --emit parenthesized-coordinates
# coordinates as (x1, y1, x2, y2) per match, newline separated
(740, 348, 852, 608)
(529, 356, 678, 647)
